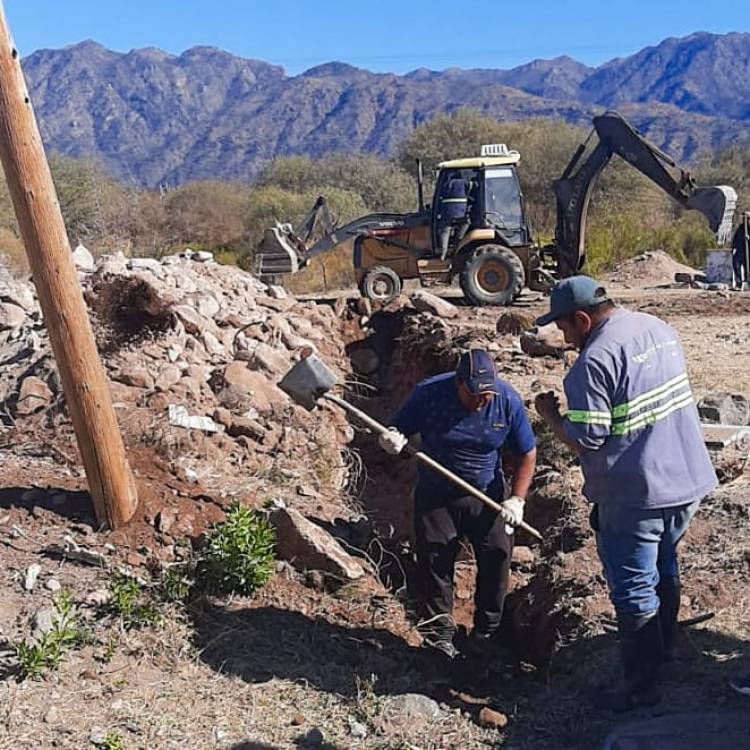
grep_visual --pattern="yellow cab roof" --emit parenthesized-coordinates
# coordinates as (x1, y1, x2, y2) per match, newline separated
(438, 153, 521, 169)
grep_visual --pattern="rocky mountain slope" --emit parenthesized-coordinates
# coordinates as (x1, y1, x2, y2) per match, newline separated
(20, 32, 750, 186)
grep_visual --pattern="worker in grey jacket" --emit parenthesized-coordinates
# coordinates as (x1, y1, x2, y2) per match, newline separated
(534, 276, 716, 712)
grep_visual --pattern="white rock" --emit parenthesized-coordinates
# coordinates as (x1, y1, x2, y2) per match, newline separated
(85, 589, 112, 607)
(0, 281, 35, 311)
(168, 404, 221, 433)
(72, 244, 95, 273)
(128, 257, 162, 273)
(192, 250, 214, 262)
(194, 294, 221, 319)
(24, 563, 42, 592)
(32, 607, 56, 637)
(388, 693, 441, 720)
(348, 718, 368, 739)
(267, 285, 287, 300)
(0, 302, 26, 330)
(201, 330, 225, 357)
(45, 578, 62, 593)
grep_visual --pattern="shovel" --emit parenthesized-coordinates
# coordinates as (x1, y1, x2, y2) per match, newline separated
(279, 351, 543, 541)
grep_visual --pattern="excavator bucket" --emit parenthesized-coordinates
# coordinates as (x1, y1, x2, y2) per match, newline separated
(254, 197, 334, 281)
(686, 185, 737, 246)
(254, 223, 305, 279)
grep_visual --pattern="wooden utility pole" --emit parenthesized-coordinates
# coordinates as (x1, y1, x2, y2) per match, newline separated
(0, 4, 138, 528)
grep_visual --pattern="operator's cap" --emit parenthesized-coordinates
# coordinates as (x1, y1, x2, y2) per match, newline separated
(456, 349, 497, 395)
(535, 276, 610, 327)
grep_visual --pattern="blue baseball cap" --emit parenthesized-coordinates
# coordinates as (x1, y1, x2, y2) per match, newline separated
(535, 276, 610, 327)
(456, 349, 497, 395)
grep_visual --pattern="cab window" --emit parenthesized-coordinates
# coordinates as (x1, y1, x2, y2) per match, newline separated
(484, 168, 523, 229)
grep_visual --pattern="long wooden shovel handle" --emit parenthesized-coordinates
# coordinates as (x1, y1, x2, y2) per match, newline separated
(323, 394, 543, 541)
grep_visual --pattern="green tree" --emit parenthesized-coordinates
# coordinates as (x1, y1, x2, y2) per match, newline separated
(257, 154, 417, 214)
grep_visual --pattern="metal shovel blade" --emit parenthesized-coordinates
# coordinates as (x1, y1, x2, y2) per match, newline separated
(278, 353, 339, 411)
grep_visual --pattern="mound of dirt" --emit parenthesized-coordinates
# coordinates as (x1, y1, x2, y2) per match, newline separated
(604, 250, 698, 288)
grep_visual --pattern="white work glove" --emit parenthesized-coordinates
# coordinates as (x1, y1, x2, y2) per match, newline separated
(500, 495, 525, 535)
(378, 428, 408, 456)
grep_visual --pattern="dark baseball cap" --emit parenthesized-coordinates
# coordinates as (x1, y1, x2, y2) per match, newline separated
(456, 349, 497, 395)
(535, 276, 610, 327)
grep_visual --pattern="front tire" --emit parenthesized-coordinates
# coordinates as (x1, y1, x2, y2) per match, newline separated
(360, 265, 402, 303)
(459, 244, 525, 306)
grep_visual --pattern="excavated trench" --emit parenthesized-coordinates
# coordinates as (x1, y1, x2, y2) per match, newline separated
(338, 303, 603, 666)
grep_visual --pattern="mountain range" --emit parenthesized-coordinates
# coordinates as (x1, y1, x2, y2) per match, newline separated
(21, 32, 750, 187)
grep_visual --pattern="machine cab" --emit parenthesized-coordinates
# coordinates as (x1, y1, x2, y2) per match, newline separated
(431, 144, 530, 255)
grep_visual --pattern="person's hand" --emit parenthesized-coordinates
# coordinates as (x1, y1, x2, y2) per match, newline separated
(378, 428, 408, 455)
(534, 391, 560, 421)
(500, 495, 525, 535)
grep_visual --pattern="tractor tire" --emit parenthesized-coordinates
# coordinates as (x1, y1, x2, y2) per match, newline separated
(459, 244, 525, 306)
(360, 266, 402, 304)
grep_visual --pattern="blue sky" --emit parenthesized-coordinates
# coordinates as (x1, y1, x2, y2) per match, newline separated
(4, 0, 748, 75)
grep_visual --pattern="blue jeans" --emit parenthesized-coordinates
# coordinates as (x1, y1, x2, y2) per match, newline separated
(595, 501, 699, 618)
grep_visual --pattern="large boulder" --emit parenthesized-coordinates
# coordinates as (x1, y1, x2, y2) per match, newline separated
(271, 507, 365, 580)
(115, 365, 155, 390)
(520, 325, 573, 358)
(214, 362, 288, 412)
(15, 376, 53, 415)
(0, 280, 35, 311)
(409, 290, 459, 319)
(72, 244, 95, 273)
(0, 302, 26, 330)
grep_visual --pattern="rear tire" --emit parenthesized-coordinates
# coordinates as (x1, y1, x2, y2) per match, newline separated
(360, 265, 402, 304)
(459, 244, 525, 306)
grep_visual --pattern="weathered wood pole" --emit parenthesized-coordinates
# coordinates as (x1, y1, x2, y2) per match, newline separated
(0, 4, 138, 528)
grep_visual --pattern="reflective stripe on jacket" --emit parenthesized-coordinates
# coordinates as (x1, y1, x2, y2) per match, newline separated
(439, 177, 468, 221)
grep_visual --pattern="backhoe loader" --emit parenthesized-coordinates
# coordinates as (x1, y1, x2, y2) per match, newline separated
(255, 112, 737, 306)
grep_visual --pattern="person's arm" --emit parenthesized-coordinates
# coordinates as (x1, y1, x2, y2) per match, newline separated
(536, 355, 613, 454)
(390, 386, 424, 439)
(503, 390, 538, 500)
(535, 393, 585, 455)
(379, 385, 425, 455)
(509, 447, 536, 498)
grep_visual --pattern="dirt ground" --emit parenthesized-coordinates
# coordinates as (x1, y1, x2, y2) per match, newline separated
(1, 275, 749, 750)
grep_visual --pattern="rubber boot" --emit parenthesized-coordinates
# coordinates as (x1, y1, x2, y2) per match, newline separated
(593, 612, 664, 713)
(421, 613, 459, 660)
(656, 580, 681, 661)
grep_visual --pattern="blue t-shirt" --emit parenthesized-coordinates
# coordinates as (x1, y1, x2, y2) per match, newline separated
(391, 373, 536, 498)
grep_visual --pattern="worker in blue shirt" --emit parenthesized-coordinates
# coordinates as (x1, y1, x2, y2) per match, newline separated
(437, 170, 470, 261)
(534, 276, 716, 712)
(379, 349, 537, 658)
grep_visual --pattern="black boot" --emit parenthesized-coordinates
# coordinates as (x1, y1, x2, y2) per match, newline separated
(657, 580, 681, 660)
(594, 612, 664, 712)
(421, 613, 459, 659)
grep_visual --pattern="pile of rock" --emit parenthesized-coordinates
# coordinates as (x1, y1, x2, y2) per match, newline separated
(0, 249, 356, 510)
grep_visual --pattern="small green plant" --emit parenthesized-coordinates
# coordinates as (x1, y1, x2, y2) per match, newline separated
(12, 591, 86, 680)
(107, 575, 161, 629)
(197, 503, 275, 595)
(100, 731, 124, 750)
(160, 564, 195, 603)
(353, 673, 384, 726)
(95, 634, 119, 664)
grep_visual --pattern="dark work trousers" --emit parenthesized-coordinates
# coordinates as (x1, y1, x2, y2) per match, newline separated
(414, 484, 512, 641)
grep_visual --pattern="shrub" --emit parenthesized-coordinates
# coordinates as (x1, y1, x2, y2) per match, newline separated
(11, 591, 87, 680)
(197, 503, 275, 595)
(107, 575, 161, 629)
